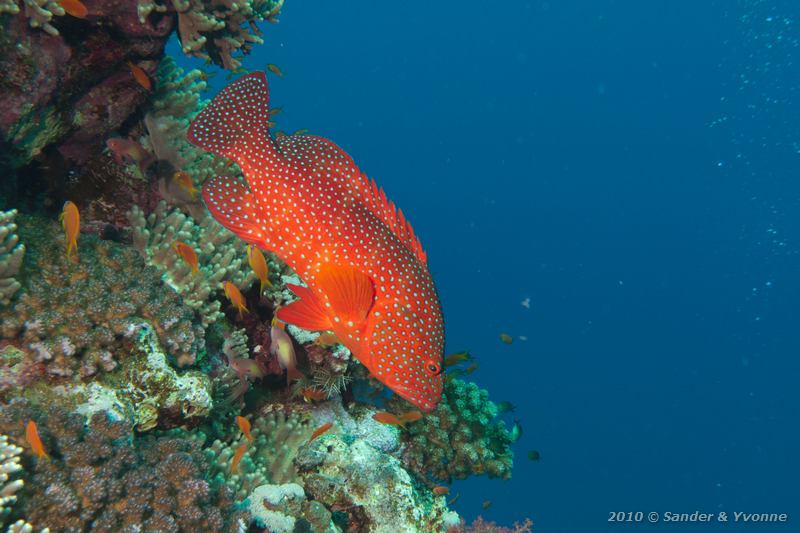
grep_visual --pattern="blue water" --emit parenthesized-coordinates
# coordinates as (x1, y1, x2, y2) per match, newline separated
(178, 1, 799, 529)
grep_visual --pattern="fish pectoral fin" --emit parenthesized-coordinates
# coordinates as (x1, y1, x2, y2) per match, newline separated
(276, 284, 334, 331)
(202, 176, 266, 244)
(316, 264, 375, 324)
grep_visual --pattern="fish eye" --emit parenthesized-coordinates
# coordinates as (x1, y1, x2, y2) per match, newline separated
(425, 359, 442, 375)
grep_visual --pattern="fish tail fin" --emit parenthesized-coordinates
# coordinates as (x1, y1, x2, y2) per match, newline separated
(188, 72, 275, 163)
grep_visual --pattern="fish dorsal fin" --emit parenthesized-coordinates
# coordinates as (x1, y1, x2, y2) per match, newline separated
(188, 71, 277, 164)
(276, 284, 334, 331)
(202, 175, 266, 245)
(275, 134, 428, 265)
(316, 263, 375, 324)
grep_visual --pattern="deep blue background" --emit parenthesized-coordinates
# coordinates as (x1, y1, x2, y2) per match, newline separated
(176, 1, 799, 530)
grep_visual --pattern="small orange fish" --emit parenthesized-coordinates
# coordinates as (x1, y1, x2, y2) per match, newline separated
(247, 245, 272, 294)
(398, 411, 423, 423)
(60, 201, 80, 262)
(301, 387, 327, 403)
(173, 171, 198, 198)
(269, 107, 283, 117)
(106, 138, 156, 173)
(314, 332, 339, 347)
(58, 0, 87, 18)
(266, 63, 283, 77)
(25, 420, 48, 459)
(482, 499, 492, 509)
(224, 281, 248, 317)
(235, 415, 252, 442)
(128, 61, 152, 91)
(464, 363, 479, 375)
(447, 493, 460, 506)
(230, 442, 247, 474)
(432, 486, 450, 496)
(500, 333, 513, 345)
(307, 422, 332, 443)
(372, 412, 406, 427)
(173, 241, 199, 274)
(293, 128, 309, 136)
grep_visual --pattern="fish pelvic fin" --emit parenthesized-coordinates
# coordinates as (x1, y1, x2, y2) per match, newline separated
(202, 176, 267, 245)
(187, 71, 276, 163)
(276, 284, 333, 331)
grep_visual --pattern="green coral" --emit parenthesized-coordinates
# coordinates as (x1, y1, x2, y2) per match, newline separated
(395, 378, 514, 482)
(128, 201, 254, 327)
(204, 409, 312, 502)
(0, 209, 24, 307)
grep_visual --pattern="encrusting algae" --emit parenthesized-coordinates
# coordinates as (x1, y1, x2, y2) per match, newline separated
(0, 2, 533, 529)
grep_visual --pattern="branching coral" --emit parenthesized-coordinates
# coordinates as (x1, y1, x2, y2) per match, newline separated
(0, 0, 66, 36)
(146, 57, 242, 193)
(0, 433, 24, 525)
(204, 409, 311, 502)
(138, 0, 284, 70)
(0, 210, 25, 307)
(0, 220, 204, 377)
(128, 201, 255, 327)
(0, 400, 242, 531)
(393, 378, 514, 482)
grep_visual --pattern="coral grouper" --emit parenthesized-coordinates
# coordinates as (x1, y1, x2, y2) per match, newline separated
(188, 72, 444, 411)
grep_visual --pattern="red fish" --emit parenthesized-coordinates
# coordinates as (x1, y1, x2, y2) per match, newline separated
(127, 61, 152, 91)
(188, 72, 445, 412)
(106, 138, 155, 174)
(230, 442, 247, 474)
(60, 200, 80, 262)
(236, 415, 253, 442)
(307, 422, 333, 443)
(25, 420, 48, 459)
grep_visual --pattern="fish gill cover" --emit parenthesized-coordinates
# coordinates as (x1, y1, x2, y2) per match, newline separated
(0, 1, 522, 532)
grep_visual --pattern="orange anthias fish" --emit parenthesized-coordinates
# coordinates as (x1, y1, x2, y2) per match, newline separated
(58, 0, 88, 18)
(432, 486, 450, 496)
(25, 420, 48, 459)
(188, 72, 445, 412)
(173, 241, 199, 274)
(106, 138, 155, 174)
(266, 63, 283, 77)
(230, 442, 247, 474)
(60, 201, 80, 262)
(223, 281, 248, 317)
(173, 171, 198, 198)
(235, 415, 253, 442)
(247, 245, 272, 294)
(127, 61, 152, 91)
(301, 387, 327, 402)
(307, 422, 332, 443)
(372, 411, 406, 427)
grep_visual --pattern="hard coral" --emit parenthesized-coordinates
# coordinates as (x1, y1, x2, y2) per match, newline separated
(0, 217, 204, 378)
(393, 378, 514, 482)
(128, 201, 255, 327)
(0, 209, 25, 307)
(139, 0, 284, 70)
(0, 433, 24, 525)
(0, 400, 240, 531)
(204, 409, 311, 502)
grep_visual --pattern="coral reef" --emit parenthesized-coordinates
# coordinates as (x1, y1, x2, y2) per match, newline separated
(393, 378, 514, 482)
(0, 433, 24, 525)
(0, 218, 204, 378)
(0, 400, 243, 531)
(204, 409, 311, 502)
(0, 209, 24, 307)
(128, 201, 255, 327)
(138, 0, 284, 70)
(447, 517, 534, 533)
(296, 429, 452, 533)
